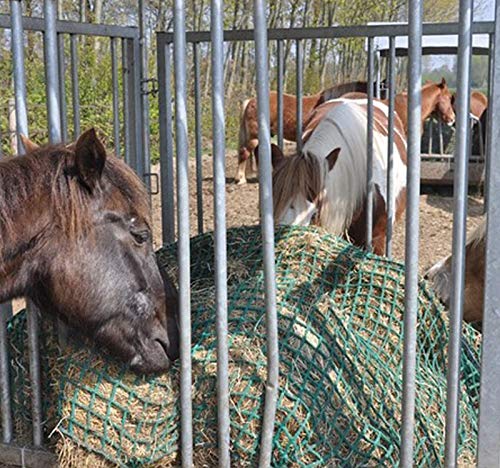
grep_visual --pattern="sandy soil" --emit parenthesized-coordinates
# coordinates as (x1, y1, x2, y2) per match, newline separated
(150, 147, 485, 274)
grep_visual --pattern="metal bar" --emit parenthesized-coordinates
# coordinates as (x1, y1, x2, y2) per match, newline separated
(375, 50, 381, 99)
(386, 35, 396, 258)
(444, 0, 473, 463)
(477, 0, 500, 463)
(484, 33, 494, 213)
(366, 37, 375, 251)
(193, 42, 204, 234)
(157, 39, 175, 244)
(158, 21, 495, 43)
(400, 0, 423, 464)
(438, 119, 444, 155)
(5, 1, 28, 444)
(132, 38, 145, 179)
(139, 0, 151, 191)
(125, 39, 139, 171)
(428, 119, 433, 155)
(0, 304, 12, 445)
(58, 33, 68, 142)
(11, 0, 29, 153)
(44, 0, 62, 144)
(173, 0, 193, 464)
(253, 0, 279, 465)
(211, 0, 230, 463)
(0, 15, 139, 38)
(122, 38, 131, 166)
(295, 39, 303, 152)
(277, 39, 284, 149)
(110, 38, 121, 157)
(70, 34, 80, 139)
(0, 444, 58, 467)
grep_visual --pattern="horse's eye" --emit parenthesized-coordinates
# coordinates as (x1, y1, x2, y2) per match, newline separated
(131, 229, 150, 245)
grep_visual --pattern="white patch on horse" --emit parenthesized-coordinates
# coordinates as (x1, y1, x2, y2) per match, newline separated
(301, 99, 407, 235)
(281, 199, 317, 226)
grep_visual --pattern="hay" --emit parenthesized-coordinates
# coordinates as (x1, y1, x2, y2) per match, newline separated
(7, 225, 482, 467)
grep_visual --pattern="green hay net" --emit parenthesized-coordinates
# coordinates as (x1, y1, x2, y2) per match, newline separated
(6, 226, 481, 466)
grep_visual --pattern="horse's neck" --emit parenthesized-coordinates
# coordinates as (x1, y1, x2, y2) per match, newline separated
(420, 86, 441, 121)
(393, 86, 439, 132)
(0, 161, 51, 302)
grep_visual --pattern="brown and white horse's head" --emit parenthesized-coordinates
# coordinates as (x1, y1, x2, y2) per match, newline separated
(255, 143, 340, 226)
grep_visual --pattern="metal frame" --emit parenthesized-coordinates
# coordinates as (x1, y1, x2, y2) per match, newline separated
(1, 1, 499, 464)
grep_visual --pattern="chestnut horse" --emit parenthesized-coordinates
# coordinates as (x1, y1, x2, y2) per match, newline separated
(425, 216, 486, 323)
(259, 98, 407, 255)
(0, 129, 179, 374)
(235, 81, 373, 184)
(341, 78, 455, 135)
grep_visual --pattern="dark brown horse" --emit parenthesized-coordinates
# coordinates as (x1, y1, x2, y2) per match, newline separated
(0, 129, 179, 374)
(235, 81, 373, 184)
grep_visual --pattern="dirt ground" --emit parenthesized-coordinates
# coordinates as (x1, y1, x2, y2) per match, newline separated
(150, 145, 485, 275)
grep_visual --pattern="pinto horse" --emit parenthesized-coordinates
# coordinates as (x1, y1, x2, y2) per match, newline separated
(0, 129, 179, 374)
(258, 98, 407, 255)
(425, 216, 486, 323)
(341, 78, 456, 135)
(235, 81, 374, 184)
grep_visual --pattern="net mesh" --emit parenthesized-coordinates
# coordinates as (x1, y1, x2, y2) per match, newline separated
(7, 225, 481, 466)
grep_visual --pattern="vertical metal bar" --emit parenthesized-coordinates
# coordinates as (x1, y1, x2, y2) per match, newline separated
(295, 39, 303, 152)
(375, 50, 381, 99)
(173, 0, 193, 464)
(277, 39, 284, 149)
(254, 1, 279, 466)
(138, 0, 151, 191)
(438, 119, 444, 155)
(484, 33, 495, 213)
(157, 39, 175, 244)
(111, 38, 121, 157)
(70, 34, 80, 139)
(211, 0, 230, 463)
(386, 36, 396, 258)
(122, 38, 131, 166)
(0, 7, 21, 442)
(133, 38, 145, 179)
(477, 1, 500, 464)
(0, 301, 12, 444)
(444, 0, 472, 464)
(11, 0, 29, 154)
(193, 42, 204, 234)
(125, 39, 139, 171)
(58, 33, 68, 142)
(428, 120, 433, 155)
(400, 0, 423, 464)
(44, 0, 62, 144)
(366, 37, 375, 251)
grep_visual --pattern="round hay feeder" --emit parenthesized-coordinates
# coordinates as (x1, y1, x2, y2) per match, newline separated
(7, 226, 481, 466)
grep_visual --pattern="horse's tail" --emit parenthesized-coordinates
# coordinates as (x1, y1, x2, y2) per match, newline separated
(238, 98, 252, 159)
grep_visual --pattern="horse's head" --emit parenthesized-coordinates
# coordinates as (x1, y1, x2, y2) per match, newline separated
(255, 144, 340, 226)
(7, 130, 179, 374)
(432, 77, 455, 126)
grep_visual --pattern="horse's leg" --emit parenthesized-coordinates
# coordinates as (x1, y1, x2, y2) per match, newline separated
(235, 147, 250, 185)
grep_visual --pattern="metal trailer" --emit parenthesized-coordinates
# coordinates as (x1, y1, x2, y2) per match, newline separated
(0, 0, 499, 466)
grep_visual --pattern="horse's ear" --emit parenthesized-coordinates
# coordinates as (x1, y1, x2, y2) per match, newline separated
(19, 134, 39, 153)
(254, 143, 285, 169)
(74, 128, 107, 192)
(326, 147, 341, 172)
(439, 77, 447, 88)
(271, 144, 285, 168)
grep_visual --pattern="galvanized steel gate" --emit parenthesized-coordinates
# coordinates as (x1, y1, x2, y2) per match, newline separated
(1, 0, 500, 466)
